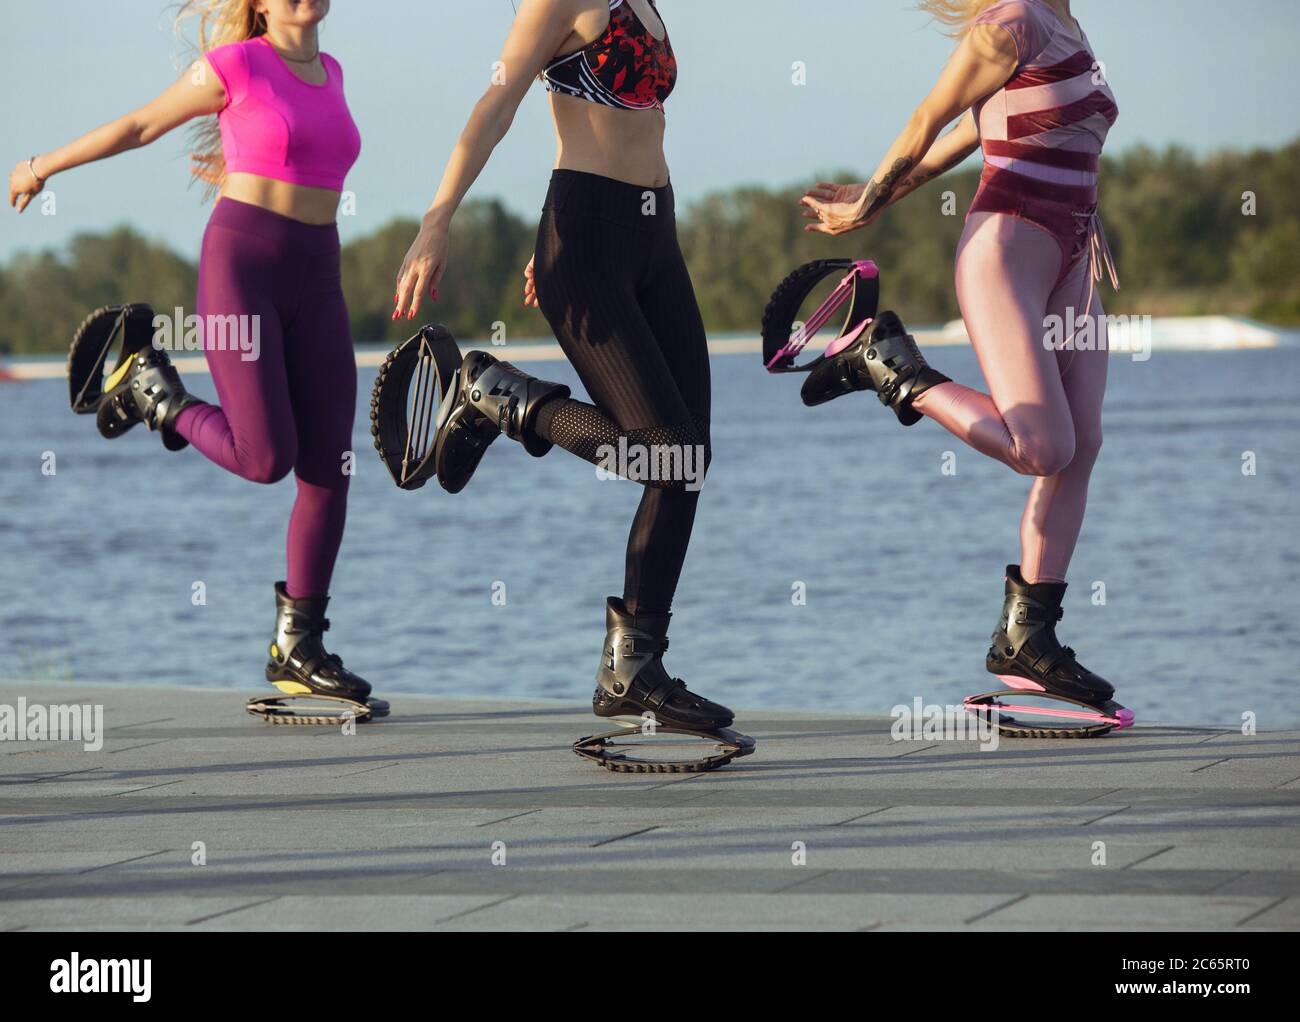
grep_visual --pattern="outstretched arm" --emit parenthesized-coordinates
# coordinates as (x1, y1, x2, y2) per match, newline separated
(8, 60, 227, 213)
(802, 25, 1017, 235)
(887, 110, 981, 205)
(394, 0, 576, 319)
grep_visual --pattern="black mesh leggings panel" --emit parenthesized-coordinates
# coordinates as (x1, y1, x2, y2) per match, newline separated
(531, 171, 711, 615)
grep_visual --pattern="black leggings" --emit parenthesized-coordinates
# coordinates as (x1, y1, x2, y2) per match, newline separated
(532, 170, 711, 616)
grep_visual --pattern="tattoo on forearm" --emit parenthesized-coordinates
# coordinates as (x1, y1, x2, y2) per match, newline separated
(858, 157, 914, 221)
(898, 151, 964, 194)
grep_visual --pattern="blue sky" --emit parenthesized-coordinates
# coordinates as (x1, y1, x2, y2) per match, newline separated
(2, 0, 1298, 260)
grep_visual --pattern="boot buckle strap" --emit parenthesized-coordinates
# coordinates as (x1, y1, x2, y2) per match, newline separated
(295, 650, 343, 678)
(1013, 604, 1058, 625)
(643, 677, 684, 710)
(497, 395, 521, 439)
(618, 635, 656, 658)
(1030, 648, 1067, 674)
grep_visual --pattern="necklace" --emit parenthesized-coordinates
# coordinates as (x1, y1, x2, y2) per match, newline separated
(265, 36, 319, 63)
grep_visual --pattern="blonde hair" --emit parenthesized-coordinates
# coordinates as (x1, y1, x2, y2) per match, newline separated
(917, 0, 1004, 36)
(172, 0, 269, 196)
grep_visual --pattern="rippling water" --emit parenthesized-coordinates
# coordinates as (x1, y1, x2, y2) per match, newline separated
(2, 339, 1297, 726)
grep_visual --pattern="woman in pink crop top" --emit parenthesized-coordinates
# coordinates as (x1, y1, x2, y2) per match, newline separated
(8, 0, 381, 718)
(799, 0, 1132, 727)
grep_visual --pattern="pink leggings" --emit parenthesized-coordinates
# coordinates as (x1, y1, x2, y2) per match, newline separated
(911, 212, 1108, 583)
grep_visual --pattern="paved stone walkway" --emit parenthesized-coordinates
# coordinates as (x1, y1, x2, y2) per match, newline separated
(1, 682, 1296, 930)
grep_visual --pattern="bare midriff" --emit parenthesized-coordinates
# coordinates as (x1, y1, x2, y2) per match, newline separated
(219, 172, 342, 225)
(550, 93, 669, 189)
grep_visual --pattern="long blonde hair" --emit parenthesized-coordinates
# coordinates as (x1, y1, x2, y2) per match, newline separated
(172, 0, 268, 196)
(917, 0, 1004, 36)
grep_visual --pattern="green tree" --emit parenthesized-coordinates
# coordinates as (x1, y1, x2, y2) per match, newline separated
(3, 139, 1298, 358)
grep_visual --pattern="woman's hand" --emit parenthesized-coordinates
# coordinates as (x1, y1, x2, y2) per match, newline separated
(8, 158, 45, 214)
(798, 24, 1014, 241)
(393, 0, 570, 322)
(394, 216, 447, 321)
(522, 254, 539, 308)
(800, 182, 877, 236)
(8, 67, 226, 216)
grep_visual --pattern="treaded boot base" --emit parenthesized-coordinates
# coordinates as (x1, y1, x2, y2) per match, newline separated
(964, 690, 1129, 739)
(245, 692, 390, 726)
(573, 726, 756, 773)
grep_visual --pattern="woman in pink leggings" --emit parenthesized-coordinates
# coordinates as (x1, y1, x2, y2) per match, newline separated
(800, 0, 1130, 722)
(8, 0, 378, 713)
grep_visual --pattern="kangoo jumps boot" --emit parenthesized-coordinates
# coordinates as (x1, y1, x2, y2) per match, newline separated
(985, 566, 1129, 723)
(592, 598, 734, 732)
(97, 345, 204, 451)
(265, 583, 376, 706)
(433, 350, 570, 493)
(801, 310, 950, 425)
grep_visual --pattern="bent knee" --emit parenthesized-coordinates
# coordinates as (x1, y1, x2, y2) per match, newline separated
(240, 448, 295, 485)
(628, 423, 710, 491)
(1073, 427, 1103, 465)
(1011, 434, 1076, 477)
(647, 443, 710, 492)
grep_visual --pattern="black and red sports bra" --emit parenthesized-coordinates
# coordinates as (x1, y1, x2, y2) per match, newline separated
(542, 0, 677, 113)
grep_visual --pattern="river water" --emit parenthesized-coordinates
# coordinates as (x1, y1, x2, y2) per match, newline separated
(2, 340, 1297, 727)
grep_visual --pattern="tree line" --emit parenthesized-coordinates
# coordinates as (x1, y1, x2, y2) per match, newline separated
(2, 139, 1296, 356)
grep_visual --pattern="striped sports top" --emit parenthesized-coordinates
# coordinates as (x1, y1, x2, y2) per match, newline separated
(972, 0, 1118, 187)
(969, 0, 1120, 291)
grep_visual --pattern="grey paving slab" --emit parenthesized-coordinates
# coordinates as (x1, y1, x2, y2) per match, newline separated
(1, 680, 1297, 931)
(1238, 897, 1300, 929)
(426, 893, 1008, 932)
(980, 894, 1274, 929)
(195, 895, 520, 931)
(0, 896, 263, 931)
(1127, 846, 1300, 870)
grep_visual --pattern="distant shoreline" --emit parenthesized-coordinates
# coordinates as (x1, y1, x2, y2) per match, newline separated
(2, 318, 1294, 382)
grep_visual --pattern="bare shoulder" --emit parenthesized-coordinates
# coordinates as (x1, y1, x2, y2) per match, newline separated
(518, 0, 588, 22)
(965, 21, 1021, 62)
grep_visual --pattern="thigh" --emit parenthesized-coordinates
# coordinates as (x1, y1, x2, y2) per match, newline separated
(638, 231, 711, 427)
(1048, 258, 1109, 447)
(534, 211, 695, 430)
(955, 212, 1074, 438)
(283, 288, 357, 483)
(196, 226, 295, 452)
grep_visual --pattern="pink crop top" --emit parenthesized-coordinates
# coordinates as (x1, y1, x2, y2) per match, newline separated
(204, 36, 361, 191)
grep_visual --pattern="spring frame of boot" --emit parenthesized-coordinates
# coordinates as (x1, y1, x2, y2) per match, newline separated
(761, 259, 880, 373)
(370, 324, 463, 490)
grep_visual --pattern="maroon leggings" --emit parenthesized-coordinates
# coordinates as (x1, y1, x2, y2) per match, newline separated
(173, 198, 356, 598)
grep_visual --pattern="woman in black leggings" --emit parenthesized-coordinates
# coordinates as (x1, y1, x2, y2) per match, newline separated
(394, 0, 729, 733)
